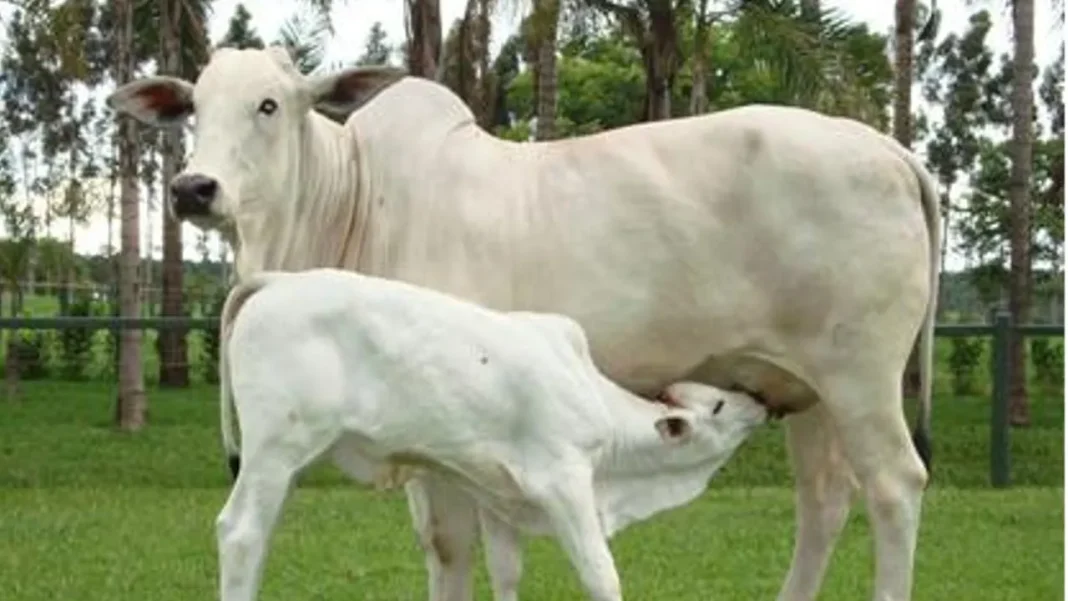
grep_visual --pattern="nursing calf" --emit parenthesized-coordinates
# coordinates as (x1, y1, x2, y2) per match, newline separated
(216, 268, 767, 601)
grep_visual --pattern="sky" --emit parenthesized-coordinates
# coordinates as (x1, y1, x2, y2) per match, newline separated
(7, 1, 1067, 268)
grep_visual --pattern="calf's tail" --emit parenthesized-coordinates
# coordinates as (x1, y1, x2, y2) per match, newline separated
(217, 272, 285, 481)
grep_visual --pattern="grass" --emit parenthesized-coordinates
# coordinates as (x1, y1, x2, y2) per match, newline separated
(0, 382, 1063, 600)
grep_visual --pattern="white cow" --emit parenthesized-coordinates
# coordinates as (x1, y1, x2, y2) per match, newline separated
(107, 46, 940, 601)
(216, 267, 767, 601)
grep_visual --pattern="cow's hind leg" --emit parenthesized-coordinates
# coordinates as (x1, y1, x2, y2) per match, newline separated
(405, 474, 480, 601)
(817, 370, 929, 601)
(777, 404, 858, 601)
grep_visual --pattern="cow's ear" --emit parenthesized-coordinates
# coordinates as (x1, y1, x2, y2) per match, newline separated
(654, 412, 694, 444)
(306, 66, 406, 119)
(106, 76, 194, 128)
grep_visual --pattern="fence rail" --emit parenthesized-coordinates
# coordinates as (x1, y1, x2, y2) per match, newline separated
(0, 311, 1061, 489)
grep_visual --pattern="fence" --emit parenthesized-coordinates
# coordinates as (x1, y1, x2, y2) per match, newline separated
(935, 310, 1064, 488)
(0, 312, 1062, 489)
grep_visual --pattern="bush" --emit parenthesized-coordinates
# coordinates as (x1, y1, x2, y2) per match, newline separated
(11, 328, 52, 380)
(948, 337, 985, 396)
(57, 293, 95, 381)
(1030, 338, 1064, 390)
(200, 292, 228, 385)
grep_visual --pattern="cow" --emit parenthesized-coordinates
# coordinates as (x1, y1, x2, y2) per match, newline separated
(106, 45, 940, 601)
(215, 267, 769, 601)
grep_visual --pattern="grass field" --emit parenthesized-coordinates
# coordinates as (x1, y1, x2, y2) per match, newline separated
(0, 382, 1063, 600)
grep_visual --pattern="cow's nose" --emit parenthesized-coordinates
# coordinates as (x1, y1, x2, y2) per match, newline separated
(170, 173, 218, 217)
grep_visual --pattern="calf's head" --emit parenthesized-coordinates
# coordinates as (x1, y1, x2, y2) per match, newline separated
(652, 381, 768, 453)
(105, 46, 404, 230)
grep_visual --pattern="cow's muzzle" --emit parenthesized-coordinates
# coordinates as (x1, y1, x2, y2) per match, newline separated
(170, 173, 218, 218)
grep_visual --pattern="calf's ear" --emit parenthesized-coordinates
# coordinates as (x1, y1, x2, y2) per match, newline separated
(654, 412, 694, 443)
(306, 66, 407, 120)
(106, 76, 194, 127)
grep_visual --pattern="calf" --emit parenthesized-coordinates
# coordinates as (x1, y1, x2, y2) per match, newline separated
(216, 268, 768, 601)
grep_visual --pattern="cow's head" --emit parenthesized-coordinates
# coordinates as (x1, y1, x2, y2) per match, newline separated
(105, 45, 405, 229)
(652, 381, 768, 447)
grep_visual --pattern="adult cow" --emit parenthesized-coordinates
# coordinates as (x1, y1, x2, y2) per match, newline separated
(108, 46, 939, 601)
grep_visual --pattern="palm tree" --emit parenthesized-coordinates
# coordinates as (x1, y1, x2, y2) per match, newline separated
(1007, 0, 1035, 425)
(588, 0, 680, 121)
(113, 0, 145, 431)
(405, 0, 443, 78)
(531, 0, 561, 137)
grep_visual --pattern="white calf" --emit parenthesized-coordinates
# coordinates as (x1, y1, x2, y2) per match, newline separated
(216, 268, 768, 601)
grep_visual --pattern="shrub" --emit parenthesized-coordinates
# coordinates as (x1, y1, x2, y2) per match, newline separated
(1030, 338, 1064, 390)
(11, 328, 52, 380)
(948, 336, 984, 396)
(201, 292, 227, 385)
(57, 293, 95, 380)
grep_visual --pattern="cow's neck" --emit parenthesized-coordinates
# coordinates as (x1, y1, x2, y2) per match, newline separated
(591, 378, 730, 536)
(234, 111, 365, 280)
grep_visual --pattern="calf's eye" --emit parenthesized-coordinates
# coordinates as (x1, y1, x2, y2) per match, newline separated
(712, 400, 725, 415)
(258, 98, 278, 115)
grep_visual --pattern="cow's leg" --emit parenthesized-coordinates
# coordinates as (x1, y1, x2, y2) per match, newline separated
(405, 474, 480, 601)
(532, 469, 621, 601)
(479, 506, 524, 601)
(777, 404, 858, 601)
(818, 370, 929, 601)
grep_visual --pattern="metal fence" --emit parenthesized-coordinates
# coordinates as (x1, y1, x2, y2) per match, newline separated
(935, 311, 1064, 488)
(0, 312, 1062, 489)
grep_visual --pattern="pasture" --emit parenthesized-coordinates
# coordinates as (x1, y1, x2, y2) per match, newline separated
(0, 381, 1062, 600)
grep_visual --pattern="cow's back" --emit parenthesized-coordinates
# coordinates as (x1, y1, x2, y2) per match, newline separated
(354, 98, 934, 401)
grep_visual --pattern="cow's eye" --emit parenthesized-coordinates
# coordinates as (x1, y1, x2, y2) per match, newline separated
(712, 400, 725, 416)
(258, 98, 278, 115)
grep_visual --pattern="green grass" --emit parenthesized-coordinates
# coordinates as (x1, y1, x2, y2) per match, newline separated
(0, 382, 1063, 600)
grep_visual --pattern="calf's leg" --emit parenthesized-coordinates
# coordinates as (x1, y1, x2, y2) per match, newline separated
(776, 404, 858, 601)
(405, 474, 480, 601)
(216, 453, 298, 601)
(532, 468, 622, 601)
(217, 412, 340, 601)
(479, 506, 524, 601)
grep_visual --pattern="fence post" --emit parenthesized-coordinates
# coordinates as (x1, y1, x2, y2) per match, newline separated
(990, 309, 1012, 488)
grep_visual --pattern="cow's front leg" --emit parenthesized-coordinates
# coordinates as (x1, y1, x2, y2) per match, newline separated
(405, 474, 480, 601)
(479, 506, 524, 601)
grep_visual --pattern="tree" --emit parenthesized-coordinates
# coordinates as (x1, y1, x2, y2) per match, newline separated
(158, 0, 211, 388)
(113, 0, 145, 430)
(276, 9, 331, 75)
(405, 0, 442, 78)
(357, 21, 393, 65)
(1007, 0, 1035, 425)
(587, 0, 681, 121)
(218, 3, 264, 49)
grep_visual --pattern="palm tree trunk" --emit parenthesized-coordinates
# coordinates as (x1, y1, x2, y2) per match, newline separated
(644, 2, 678, 121)
(894, 0, 922, 399)
(689, 0, 711, 115)
(1008, 0, 1034, 426)
(476, 0, 493, 128)
(159, 0, 188, 388)
(114, 0, 146, 431)
(533, 0, 559, 140)
(405, 0, 442, 78)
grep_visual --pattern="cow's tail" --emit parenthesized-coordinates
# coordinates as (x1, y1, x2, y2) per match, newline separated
(896, 145, 941, 476)
(218, 272, 286, 481)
